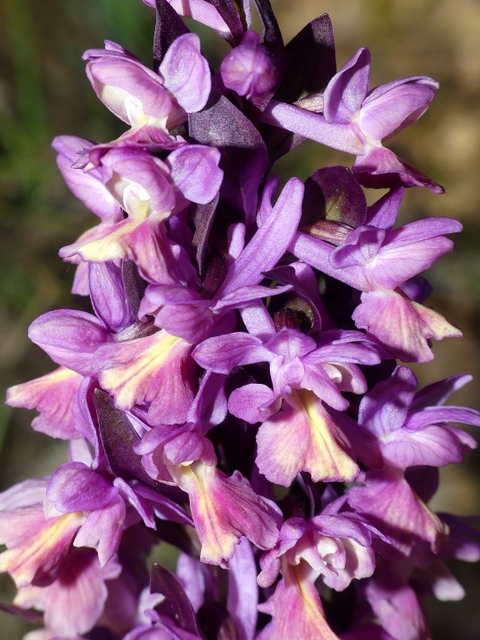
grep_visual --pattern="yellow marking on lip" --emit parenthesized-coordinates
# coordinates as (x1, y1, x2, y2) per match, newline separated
(170, 462, 237, 565)
(0, 512, 83, 588)
(297, 389, 359, 482)
(99, 331, 184, 410)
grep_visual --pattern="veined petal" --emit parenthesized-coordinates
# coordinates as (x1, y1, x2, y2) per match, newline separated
(348, 468, 448, 555)
(94, 330, 196, 425)
(100, 148, 176, 220)
(46, 463, 117, 514)
(365, 571, 429, 640)
(256, 390, 358, 486)
(372, 235, 458, 292)
(323, 48, 371, 123)
(85, 54, 173, 129)
(257, 563, 341, 640)
(193, 333, 273, 374)
(167, 145, 222, 204)
(261, 101, 364, 155)
(0, 480, 84, 588)
(52, 136, 122, 222)
(228, 383, 279, 424)
(352, 289, 462, 363)
(73, 497, 126, 567)
(216, 178, 304, 296)
(28, 310, 110, 376)
(160, 33, 211, 112)
(6, 367, 83, 440)
(381, 424, 477, 468)
(61, 219, 146, 264)
(361, 76, 438, 142)
(358, 366, 417, 437)
(89, 262, 136, 331)
(353, 145, 445, 192)
(168, 462, 281, 565)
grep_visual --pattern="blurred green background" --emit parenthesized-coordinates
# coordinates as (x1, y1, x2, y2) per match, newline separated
(1, 0, 479, 637)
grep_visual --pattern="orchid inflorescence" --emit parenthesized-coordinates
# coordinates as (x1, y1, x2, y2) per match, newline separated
(2, 1, 480, 638)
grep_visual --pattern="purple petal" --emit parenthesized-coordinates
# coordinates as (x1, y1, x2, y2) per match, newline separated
(261, 100, 364, 154)
(85, 52, 173, 128)
(361, 76, 438, 141)
(47, 463, 117, 513)
(160, 33, 211, 112)
(359, 366, 417, 436)
(52, 136, 122, 222)
(348, 468, 448, 554)
(228, 538, 258, 640)
(365, 186, 404, 229)
(412, 373, 473, 409)
(6, 367, 83, 440)
(167, 144, 223, 204)
(73, 497, 126, 566)
(353, 145, 445, 193)
(148, 0, 231, 40)
(352, 290, 462, 363)
(323, 48, 371, 123)
(89, 262, 135, 331)
(28, 310, 110, 376)
(217, 178, 304, 295)
(193, 333, 273, 374)
(228, 383, 278, 424)
(381, 423, 476, 468)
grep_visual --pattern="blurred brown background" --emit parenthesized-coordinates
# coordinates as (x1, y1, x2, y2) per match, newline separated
(0, 0, 479, 637)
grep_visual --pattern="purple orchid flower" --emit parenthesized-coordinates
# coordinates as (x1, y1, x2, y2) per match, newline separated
(258, 511, 383, 592)
(27, 260, 199, 426)
(262, 47, 443, 192)
(84, 35, 211, 139)
(338, 366, 480, 470)
(138, 177, 303, 342)
(194, 326, 380, 486)
(292, 196, 463, 362)
(58, 145, 222, 267)
(135, 426, 282, 566)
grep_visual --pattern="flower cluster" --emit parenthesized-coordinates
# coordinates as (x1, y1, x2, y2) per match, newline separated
(2, 1, 480, 639)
